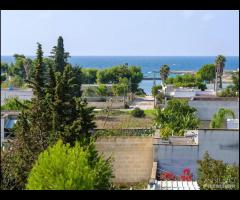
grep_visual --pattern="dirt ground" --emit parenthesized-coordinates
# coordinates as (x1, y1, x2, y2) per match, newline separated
(94, 111, 154, 129)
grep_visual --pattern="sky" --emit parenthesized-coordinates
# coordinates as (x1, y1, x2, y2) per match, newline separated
(1, 10, 239, 56)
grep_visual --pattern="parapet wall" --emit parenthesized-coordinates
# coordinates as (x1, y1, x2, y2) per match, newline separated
(154, 129, 239, 179)
(189, 100, 239, 120)
(95, 136, 153, 183)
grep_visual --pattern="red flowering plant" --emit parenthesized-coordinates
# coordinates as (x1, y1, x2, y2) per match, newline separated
(179, 168, 193, 181)
(159, 171, 176, 180)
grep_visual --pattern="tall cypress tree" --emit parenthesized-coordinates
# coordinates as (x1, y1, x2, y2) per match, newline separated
(50, 36, 69, 73)
(26, 43, 45, 98)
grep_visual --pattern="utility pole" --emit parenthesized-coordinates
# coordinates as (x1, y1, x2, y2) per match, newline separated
(153, 71, 156, 86)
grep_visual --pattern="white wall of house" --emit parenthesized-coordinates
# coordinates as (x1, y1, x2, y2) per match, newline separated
(189, 100, 239, 120)
(154, 129, 239, 179)
(227, 119, 239, 129)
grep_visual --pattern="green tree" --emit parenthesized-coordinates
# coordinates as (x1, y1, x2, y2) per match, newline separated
(26, 140, 113, 190)
(112, 77, 129, 96)
(160, 64, 170, 83)
(82, 68, 98, 84)
(96, 84, 108, 96)
(210, 108, 235, 128)
(1, 37, 96, 190)
(1, 62, 9, 74)
(197, 152, 239, 190)
(50, 36, 70, 73)
(128, 66, 143, 93)
(196, 64, 215, 83)
(215, 55, 226, 89)
(154, 99, 199, 137)
(231, 71, 239, 92)
(151, 85, 162, 107)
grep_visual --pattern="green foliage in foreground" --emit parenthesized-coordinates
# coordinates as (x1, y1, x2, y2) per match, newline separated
(197, 152, 239, 190)
(210, 108, 235, 128)
(26, 140, 113, 190)
(154, 99, 199, 137)
(1, 97, 31, 111)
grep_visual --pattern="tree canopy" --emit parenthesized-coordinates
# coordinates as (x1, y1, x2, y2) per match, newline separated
(26, 140, 113, 190)
(196, 64, 215, 83)
(154, 98, 199, 137)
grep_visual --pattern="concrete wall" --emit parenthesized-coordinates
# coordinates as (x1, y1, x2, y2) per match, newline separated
(153, 143, 199, 179)
(189, 100, 239, 120)
(1, 89, 33, 105)
(154, 129, 239, 179)
(1, 118, 4, 145)
(95, 136, 153, 183)
(198, 129, 239, 164)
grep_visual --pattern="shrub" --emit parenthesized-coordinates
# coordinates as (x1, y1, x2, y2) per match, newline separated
(131, 107, 145, 118)
(1, 97, 31, 111)
(156, 92, 165, 104)
(197, 82, 207, 91)
(197, 152, 239, 190)
(151, 85, 162, 97)
(124, 103, 129, 109)
(160, 126, 172, 140)
(26, 140, 113, 190)
(154, 99, 199, 136)
(135, 88, 146, 96)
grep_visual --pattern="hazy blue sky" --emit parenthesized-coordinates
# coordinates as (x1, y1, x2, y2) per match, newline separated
(1, 10, 239, 56)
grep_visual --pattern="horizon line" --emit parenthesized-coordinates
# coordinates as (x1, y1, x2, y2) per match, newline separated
(1, 55, 239, 57)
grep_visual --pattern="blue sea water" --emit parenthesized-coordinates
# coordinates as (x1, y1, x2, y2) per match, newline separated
(1, 56, 239, 72)
(2, 56, 239, 94)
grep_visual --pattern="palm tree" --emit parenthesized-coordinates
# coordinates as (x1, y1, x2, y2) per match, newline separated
(215, 55, 226, 89)
(160, 64, 170, 84)
(210, 108, 235, 128)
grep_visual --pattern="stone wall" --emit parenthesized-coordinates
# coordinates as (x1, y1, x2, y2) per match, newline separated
(189, 99, 239, 120)
(95, 136, 153, 183)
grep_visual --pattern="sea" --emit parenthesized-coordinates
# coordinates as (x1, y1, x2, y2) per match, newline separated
(1, 56, 239, 94)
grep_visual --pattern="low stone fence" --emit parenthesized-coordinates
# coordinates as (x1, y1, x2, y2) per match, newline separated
(95, 136, 154, 183)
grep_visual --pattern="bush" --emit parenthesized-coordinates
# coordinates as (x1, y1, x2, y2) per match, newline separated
(131, 107, 145, 118)
(154, 99, 199, 136)
(218, 86, 238, 97)
(156, 92, 165, 104)
(160, 126, 172, 140)
(197, 82, 207, 91)
(151, 85, 162, 97)
(197, 152, 239, 190)
(135, 88, 146, 96)
(26, 140, 113, 190)
(124, 103, 129, 109)
(1, 97, 31, 111)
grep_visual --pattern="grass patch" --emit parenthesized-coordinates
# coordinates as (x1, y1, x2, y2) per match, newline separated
(144, 109, 156, 117)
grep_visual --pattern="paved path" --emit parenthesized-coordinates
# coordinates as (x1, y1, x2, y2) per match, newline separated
(130, 96, 154, 110)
